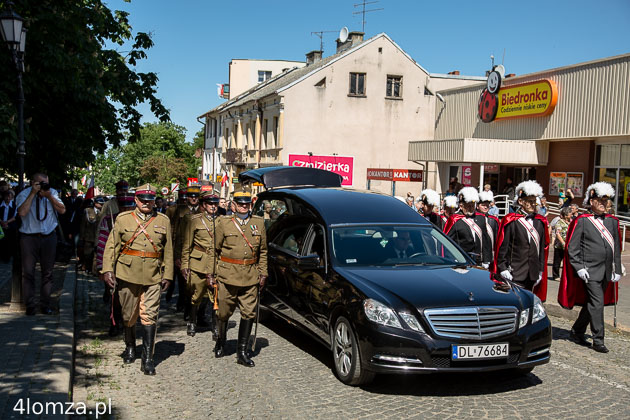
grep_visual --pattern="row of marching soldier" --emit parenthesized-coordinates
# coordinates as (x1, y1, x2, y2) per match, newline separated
(96, 181, 266, 375)
(418, 180, 620, 354)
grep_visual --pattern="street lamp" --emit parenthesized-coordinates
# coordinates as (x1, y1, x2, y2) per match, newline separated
(1, 1, 27, 190)
(1, 1, 26, 312)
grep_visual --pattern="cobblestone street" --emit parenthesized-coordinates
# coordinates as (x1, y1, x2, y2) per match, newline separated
(72, 272, 630, 419)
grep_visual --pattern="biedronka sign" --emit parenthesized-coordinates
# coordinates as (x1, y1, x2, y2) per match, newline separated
(478, 79, 558, 123)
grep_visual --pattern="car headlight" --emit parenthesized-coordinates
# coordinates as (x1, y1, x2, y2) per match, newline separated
(399, 312, 425, 333)
(363, 299, 401, 329)
(532, 295, 547, 324)
(519, 308, 530, 329)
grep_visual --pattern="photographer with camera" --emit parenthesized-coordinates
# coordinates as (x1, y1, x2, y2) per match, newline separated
(16, 172, 66, 315)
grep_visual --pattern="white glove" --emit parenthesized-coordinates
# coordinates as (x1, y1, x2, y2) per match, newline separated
(577, 268, 589, 283)
(534, 272, 542, 287)
(482, 263, 489, 269)
(612, 273, 621, 283)
(500, 270, 513, 281)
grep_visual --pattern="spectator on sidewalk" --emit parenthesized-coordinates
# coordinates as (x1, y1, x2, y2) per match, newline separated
(561, 188, 575, 208)
(62, 189, 83, 256)
(538, 196, 549, 217)
(570, 203, 580, 221)
(0, 190, 18, 263)
(16, 173, 66, 315)
(552, 207, 571, 280)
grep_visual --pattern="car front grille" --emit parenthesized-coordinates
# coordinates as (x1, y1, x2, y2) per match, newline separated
(423, 306, 518, 339)
(432, 353, 519, 368)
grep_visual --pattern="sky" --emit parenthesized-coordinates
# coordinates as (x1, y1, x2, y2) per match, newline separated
(105, 0, 630, 143)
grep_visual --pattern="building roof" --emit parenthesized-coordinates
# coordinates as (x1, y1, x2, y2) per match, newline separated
(199, 33, 484, 119)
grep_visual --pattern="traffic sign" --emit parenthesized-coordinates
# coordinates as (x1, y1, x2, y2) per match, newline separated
(161, 187, 169, 195)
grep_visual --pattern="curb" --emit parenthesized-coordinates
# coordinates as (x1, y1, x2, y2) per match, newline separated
(47, 264, 77, 407)
(544, 301, 630, 337)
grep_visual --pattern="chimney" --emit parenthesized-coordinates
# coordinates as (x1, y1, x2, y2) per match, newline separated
(305, 50, 323, 66)
(336, 31, 364, 53)
(447, 70, 460, 75)
(348, 31, 364, 45)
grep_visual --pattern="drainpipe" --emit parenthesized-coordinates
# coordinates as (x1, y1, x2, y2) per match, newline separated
(196, 116, 206, 181)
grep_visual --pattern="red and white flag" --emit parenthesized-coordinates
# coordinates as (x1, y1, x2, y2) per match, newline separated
(80, 174, 87, 186)
(85, 173, 95, 200)
(221, 171, 229, 187)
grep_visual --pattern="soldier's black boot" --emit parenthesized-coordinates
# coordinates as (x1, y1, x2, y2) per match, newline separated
(214, 319, 227, 358)
(197, 300, 209, 328)
(211, 309, 219, 341)
(140, 324, 157, 375)
(123, 326, 136, 364)
(236, 318, 255, 367)
(187, 306, 197, 337)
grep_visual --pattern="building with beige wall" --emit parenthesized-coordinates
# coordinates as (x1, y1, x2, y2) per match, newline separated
(409, 53, 630, 215)
(200, 32, 483, 197)
(227, 59, 306, 99)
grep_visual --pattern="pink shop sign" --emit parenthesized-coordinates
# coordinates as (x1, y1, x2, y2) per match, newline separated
(288, 154, 354, 186)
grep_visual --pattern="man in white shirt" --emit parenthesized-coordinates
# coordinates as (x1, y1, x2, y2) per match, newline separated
(16, 173, 66, 315)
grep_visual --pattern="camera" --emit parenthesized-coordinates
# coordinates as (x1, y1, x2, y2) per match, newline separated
(39, 182, 50, 191)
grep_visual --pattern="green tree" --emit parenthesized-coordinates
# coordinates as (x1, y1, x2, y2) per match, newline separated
(93, 122, 201, 192)
(0, 0, 169, 185)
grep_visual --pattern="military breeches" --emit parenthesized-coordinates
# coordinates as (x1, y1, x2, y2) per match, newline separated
(118, 280, 161, 327)
(217, 282, 258, 320)
(187, 270, 214, 307)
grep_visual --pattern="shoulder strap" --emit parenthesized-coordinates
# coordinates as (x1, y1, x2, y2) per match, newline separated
(121, 213, 158, 253)
(231, 217, 255, 253)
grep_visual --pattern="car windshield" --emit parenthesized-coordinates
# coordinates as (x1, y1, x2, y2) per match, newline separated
(331, 225, 468, 267)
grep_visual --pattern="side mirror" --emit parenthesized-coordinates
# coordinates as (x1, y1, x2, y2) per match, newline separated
(297, 254, 322, 270)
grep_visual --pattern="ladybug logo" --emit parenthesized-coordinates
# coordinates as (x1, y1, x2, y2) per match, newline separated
(478, 88, 498, 123)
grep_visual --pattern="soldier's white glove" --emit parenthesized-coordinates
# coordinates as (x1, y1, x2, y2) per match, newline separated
(481, 263, 489, 269)
(577, 268, 589, 283)
(500, 270, 513, 281)
(612, 273, 621, 283)
(534, 272, 542, 287)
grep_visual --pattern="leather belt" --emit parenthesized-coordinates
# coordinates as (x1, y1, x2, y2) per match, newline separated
(194, 245, 211, 254)
(220, 256, 257, 265)
(121, 249, 162, 258)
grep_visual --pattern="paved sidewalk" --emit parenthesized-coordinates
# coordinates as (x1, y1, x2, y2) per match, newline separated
(0, 261, 75, 419)
(544, 247, 630, 334)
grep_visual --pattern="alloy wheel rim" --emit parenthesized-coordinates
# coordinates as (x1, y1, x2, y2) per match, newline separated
(334, 322, 352, 376)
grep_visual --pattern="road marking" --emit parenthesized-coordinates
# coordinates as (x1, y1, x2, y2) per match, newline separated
(550, 360, 630, 393)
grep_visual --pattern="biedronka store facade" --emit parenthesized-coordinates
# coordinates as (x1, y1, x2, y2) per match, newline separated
(409, 53, 630, 216)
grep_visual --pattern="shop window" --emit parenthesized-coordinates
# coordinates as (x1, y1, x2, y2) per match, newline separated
(349, 72, 366, 96)
(596, 144, 620, 166)
(621, 145, 630, 167)
(386, 75, 402, 98)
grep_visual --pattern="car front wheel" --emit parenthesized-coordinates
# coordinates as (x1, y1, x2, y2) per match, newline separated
(332, 316, 375, 386)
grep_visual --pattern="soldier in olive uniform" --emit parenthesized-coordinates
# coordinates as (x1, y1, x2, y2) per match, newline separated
(164, 189, 185, 302)
(172, 186, 202, 315)
(181, 191, 220, 337)
(209, 191, 267, 367)
(78, 195, 104, 273)
(102, 184, 173, 375)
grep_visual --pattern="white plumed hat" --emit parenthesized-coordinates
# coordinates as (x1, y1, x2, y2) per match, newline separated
(515, 180, 543, 199)
(458, 187, 479, 203)
(584, 182, 615, 205)
(478, 191, 494, 203)
(443, 195, 458, 209)
(420, 189, 440, 207)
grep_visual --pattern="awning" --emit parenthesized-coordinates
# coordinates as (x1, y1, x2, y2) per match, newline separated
(408, 138, 549, 165)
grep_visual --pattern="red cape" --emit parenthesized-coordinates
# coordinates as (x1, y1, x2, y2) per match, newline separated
(557, 214, 620, 309)
(491, 213, 550, 301)
(443, 214, 465, 235)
